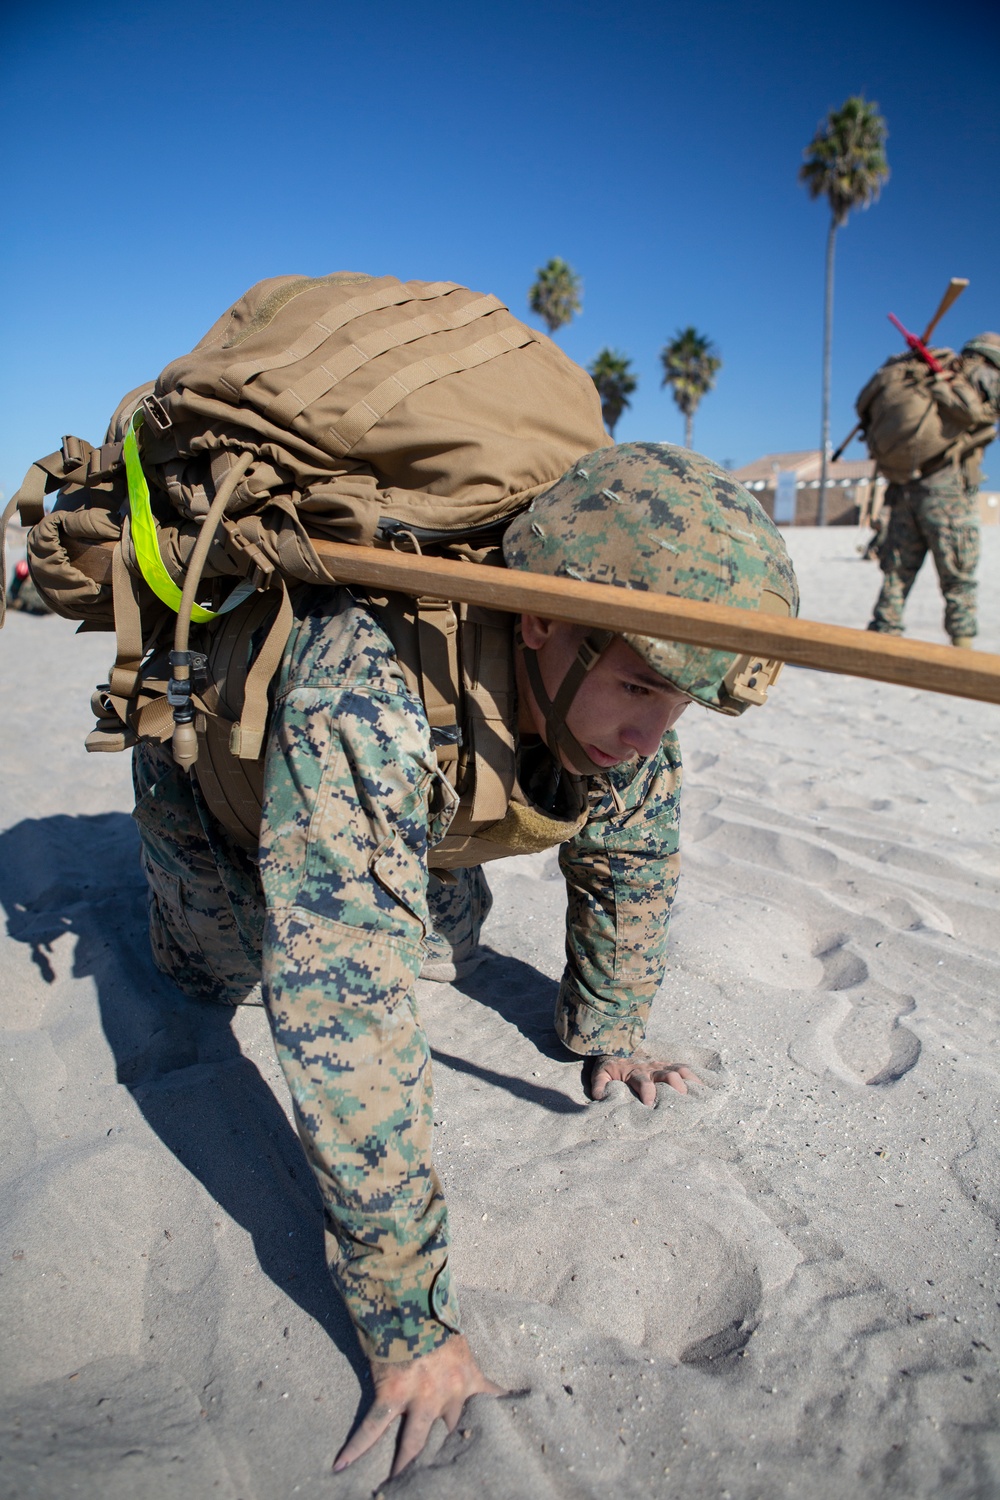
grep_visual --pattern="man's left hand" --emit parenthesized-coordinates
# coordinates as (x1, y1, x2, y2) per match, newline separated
(587, 1052, 701, 1107)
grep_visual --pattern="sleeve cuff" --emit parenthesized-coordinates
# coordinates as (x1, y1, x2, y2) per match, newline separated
(336, 1254, 463, 1365)
(553, 975, 651, 1057)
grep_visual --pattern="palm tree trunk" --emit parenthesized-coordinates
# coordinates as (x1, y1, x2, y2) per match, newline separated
(685, 410, 693, 449)
(818, 215, 837, 526)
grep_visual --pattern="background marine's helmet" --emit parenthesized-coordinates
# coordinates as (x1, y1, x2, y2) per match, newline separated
(503, 442, 800, 717)
(963, 332, 1000, 371)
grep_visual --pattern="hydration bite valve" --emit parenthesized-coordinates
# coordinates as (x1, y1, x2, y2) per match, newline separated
(168, 649, 203, 770)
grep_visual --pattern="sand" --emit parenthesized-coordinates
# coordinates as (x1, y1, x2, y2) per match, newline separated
(2, 524, 999, 1499)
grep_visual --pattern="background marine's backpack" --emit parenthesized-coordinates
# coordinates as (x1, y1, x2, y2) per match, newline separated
(3, 271, 609, 849)
(855, 347, 996, 484)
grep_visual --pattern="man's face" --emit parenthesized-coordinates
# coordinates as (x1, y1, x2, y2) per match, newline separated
(517, 615, 692, 774)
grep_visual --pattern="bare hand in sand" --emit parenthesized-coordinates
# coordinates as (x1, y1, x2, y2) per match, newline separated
(333, 1334, 502, 1479)
(588, 1052, 702, 1107)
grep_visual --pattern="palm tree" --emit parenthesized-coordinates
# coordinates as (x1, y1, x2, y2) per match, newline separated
(588, 349, 638, 437)
(800, 95, 889, 524)
(659, 328, 721, 449)
(528, 258, 582, 338)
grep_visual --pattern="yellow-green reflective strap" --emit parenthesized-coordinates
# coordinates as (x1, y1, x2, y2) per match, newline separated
(123, 412, 258, 623)
(123, 412, 218, 623)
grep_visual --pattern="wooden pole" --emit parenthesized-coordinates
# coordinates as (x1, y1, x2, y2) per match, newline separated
(63, 535, 1000, 706)
(310, 540, 1000, 707)
(921, 277, 969, 344)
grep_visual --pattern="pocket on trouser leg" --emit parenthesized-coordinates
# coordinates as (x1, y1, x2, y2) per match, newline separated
(948, 523, 981, 580)
(134, 756, 262, 1003)
(936, 522, 980, 640)
(142, 856, 259, 1003)
(421, 868, 493, 980)
(371, 821, 433, 936)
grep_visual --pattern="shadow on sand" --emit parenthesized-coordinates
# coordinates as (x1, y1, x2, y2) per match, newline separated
(0, 809, 367, 1388)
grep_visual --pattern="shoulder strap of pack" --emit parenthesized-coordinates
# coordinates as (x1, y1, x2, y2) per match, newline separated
(191, 588, 292, 849)
(228, 581, 293, 760)
(108, 537, 146, 699)
(457, 606, 517, 826)
(371, 592, 515, 827)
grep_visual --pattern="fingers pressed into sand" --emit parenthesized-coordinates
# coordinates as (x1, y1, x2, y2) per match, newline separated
(390, 1409, 438, 1478)
(333, 1401, 397, 1471)
(588, 1054, 702, 1104)
(626, 1070, 657, 1107)
(642, 1062, 703, 1092)
(333, 1334, 501, 1477)
(590, 1062, 612, 1101)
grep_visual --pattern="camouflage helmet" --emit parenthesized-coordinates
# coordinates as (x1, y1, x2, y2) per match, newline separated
(963, 333, 1000, 372)
(503, 442, 800, 718)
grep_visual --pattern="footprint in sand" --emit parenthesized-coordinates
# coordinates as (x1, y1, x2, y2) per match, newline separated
(534, 1155, 801, 1366)
(790, 947, 922, 1087)
(833, 994, 922, 1086)
(872, 893, 955, 938)
(814, 933, 869, 991)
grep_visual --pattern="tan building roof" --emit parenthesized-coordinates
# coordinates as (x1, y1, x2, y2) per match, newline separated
(732, 450, 878, 485)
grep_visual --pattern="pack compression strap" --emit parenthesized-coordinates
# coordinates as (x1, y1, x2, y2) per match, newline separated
(123, 412, 256, 622)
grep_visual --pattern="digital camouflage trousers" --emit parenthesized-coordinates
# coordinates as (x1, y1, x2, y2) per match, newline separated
(869, 475, 980, 641)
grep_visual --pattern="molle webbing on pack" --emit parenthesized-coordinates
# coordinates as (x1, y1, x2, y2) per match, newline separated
(367, 594, 587, 868)
(368, 592, 519, 835)
(10, 271, 608, 618)
(143, 271, 608, 539)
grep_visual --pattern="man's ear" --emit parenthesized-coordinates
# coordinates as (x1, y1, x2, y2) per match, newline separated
(519, 613, 557, 650)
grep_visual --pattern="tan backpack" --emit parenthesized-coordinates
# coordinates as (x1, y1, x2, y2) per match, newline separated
(855, 348, 996, 484)
(2, 271, 608, 847)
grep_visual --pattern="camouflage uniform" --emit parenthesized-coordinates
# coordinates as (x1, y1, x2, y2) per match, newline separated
(133, 441, 796, 1366)
(135, 584, 682, 1363)
(869, 348, 1000, 642)
(868, 469, 981, 640)
(132, 739, 263, 1005)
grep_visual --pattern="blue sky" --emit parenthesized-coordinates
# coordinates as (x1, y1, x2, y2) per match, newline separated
(2, 0, 998, 501)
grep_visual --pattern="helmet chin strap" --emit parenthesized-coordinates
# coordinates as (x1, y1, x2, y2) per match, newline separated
(517, 626, 615, 776)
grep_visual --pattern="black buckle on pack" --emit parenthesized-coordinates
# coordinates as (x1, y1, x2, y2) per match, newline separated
(377, 515, 516, 550)
(430, 723, 462, 749)
(167, 650, 208, 710)
(142, 394, 173, 433)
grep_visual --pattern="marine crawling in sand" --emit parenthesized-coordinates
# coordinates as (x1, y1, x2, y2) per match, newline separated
(134, 443, 797, 1473)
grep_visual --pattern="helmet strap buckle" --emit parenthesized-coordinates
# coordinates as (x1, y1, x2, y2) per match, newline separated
(721, 654, 784, 708)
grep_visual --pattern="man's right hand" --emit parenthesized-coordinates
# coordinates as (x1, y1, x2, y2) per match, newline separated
(333, 1334, 502, 1479)
(587, 1051, 702, 1106)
